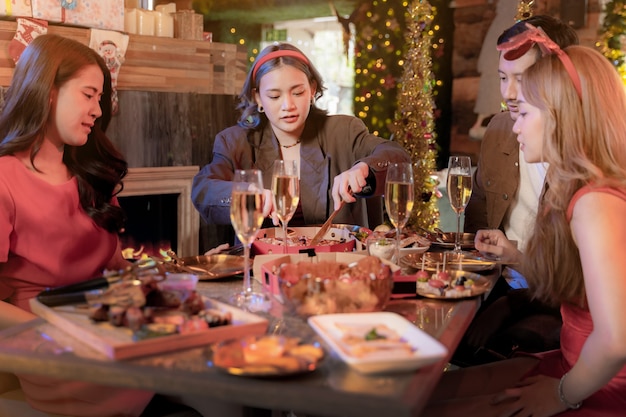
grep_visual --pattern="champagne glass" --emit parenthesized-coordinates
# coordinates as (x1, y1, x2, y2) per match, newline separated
(271, 160, 300, 254)
(230, 169, 270, 312)
(446, 156, 473, 255)
(384, 162, 414, 263)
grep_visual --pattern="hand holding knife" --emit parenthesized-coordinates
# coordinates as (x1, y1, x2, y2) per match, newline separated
(37, 258, 162, 307)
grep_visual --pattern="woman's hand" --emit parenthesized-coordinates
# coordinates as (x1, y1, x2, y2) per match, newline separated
(490, 375, 567, 417)
(475, 229, 522, 265)
(204, 243, 230, 255)
(331, 162, 369, 210)
(262, 189, 280, 226)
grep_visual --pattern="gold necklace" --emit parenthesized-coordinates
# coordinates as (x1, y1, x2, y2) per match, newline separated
(280, 139, 301, 149)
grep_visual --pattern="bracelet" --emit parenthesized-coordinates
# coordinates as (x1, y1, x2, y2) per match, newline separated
(558, 372, 583, 410)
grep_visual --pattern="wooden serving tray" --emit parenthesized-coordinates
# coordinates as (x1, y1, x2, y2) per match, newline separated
(29, 298, 268, 360)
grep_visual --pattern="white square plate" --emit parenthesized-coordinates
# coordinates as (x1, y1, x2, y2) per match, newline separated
(308, 312, 448, 374)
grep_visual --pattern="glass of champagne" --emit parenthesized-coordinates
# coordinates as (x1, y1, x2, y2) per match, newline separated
(384, 162, 414, 263)
(230, 169, 270, 312)
(271, 160, 300, 254)
(446, 156, 473, 255)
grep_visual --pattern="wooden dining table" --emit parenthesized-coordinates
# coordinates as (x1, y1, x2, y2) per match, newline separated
(0, 259, 498, 417)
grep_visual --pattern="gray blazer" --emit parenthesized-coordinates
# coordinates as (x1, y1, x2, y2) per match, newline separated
(192, 112, 411, 228)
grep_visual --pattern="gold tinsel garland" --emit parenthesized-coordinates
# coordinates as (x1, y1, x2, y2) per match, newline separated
(391, 0, 440, 231)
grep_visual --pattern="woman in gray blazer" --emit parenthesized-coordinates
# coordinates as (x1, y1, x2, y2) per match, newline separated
(192, 43, 410, 228)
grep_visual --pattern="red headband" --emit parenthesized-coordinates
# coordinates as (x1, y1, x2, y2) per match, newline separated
(251, 50, 310, 83)
(497, 23, 582, 100)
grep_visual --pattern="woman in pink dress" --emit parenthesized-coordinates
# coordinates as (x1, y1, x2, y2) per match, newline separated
(0, 33, 155, 417)
(424, 27, 626, 416)
(0, 34, 233, 417)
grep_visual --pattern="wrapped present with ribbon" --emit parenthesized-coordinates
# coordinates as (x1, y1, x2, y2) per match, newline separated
(0, 0, 32, 17)
(31, 0, 124, 31)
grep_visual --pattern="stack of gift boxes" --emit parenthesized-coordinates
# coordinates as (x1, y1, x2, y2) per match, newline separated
(0, 0, 208, 41)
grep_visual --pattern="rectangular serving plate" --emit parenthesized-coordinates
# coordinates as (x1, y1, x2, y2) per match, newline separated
(30, 297, 268, 360)
(308, 312, 447, 374)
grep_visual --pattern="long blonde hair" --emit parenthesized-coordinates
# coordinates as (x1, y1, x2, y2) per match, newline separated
(522, 46, 626, 307)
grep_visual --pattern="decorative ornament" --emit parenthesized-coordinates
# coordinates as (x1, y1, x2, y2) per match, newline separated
(9, 18, 48, 64)
(89, 29, 129, 115)
(515, 0, 535, 21)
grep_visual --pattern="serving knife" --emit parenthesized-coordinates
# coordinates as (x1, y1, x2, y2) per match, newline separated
(40, 258, 161, 296)
(37, 280, 147, 308)
(309, 201, 345, 247)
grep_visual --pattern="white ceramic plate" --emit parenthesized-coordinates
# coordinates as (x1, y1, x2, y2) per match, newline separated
(308, 312, 448, 374)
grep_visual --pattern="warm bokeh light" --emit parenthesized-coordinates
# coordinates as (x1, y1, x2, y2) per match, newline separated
(597, 0, 626, 85)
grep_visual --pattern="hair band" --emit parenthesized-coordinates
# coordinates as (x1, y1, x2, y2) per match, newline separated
(497, 23, 582, 100)
(251, 50, 310, 83)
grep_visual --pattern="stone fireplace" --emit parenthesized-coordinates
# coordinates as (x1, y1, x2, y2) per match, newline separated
(118, 166, 199, 257)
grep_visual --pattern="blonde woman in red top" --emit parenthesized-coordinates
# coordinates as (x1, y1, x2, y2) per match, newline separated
(425, 28, 626, 417)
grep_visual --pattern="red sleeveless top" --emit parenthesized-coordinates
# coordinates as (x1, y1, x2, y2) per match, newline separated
(530, 185, 626, 416)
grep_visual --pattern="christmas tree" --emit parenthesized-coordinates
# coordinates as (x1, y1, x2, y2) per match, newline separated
(391, 0, 440, 230)
(353, 0, 406, 139)
(597, 0, 626, 84)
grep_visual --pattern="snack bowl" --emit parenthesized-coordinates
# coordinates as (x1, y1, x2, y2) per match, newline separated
(277, 256, 395, 317)
(366, 237, 396, 261)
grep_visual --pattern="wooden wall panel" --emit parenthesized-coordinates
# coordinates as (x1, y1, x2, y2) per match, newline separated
(0, 20, 247, 94)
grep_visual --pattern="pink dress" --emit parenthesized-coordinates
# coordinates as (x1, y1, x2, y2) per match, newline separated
(528, 185, 626, 416)
(0, 156, 153, 417)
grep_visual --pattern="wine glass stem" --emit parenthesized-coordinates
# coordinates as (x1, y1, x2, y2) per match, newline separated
(282, 220, 288, 254)
(242, 243, 252, 293)
(395, 226, 401, 264)
(455, 212, 462, 253)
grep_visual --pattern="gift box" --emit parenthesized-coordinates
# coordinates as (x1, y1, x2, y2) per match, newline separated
(0, 0, 32, 17)
(32, 0, 124, 31)
(173, 9, 202, 40)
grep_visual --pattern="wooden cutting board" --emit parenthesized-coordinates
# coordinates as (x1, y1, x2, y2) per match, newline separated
(30, 297, 268, 360)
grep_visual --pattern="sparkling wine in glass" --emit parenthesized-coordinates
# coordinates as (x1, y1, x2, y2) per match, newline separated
(230, 169, 270, 312)
(271, 160, 300, 254)
(446, 156, 473, 255)
(384, 162, 414, 263)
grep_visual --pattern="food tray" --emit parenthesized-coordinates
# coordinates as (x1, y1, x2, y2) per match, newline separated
(252, 252, 400, 302)
(166, 254, 245, 280)
(252, 226, 363, 255)
(29, 297, 268, 360)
